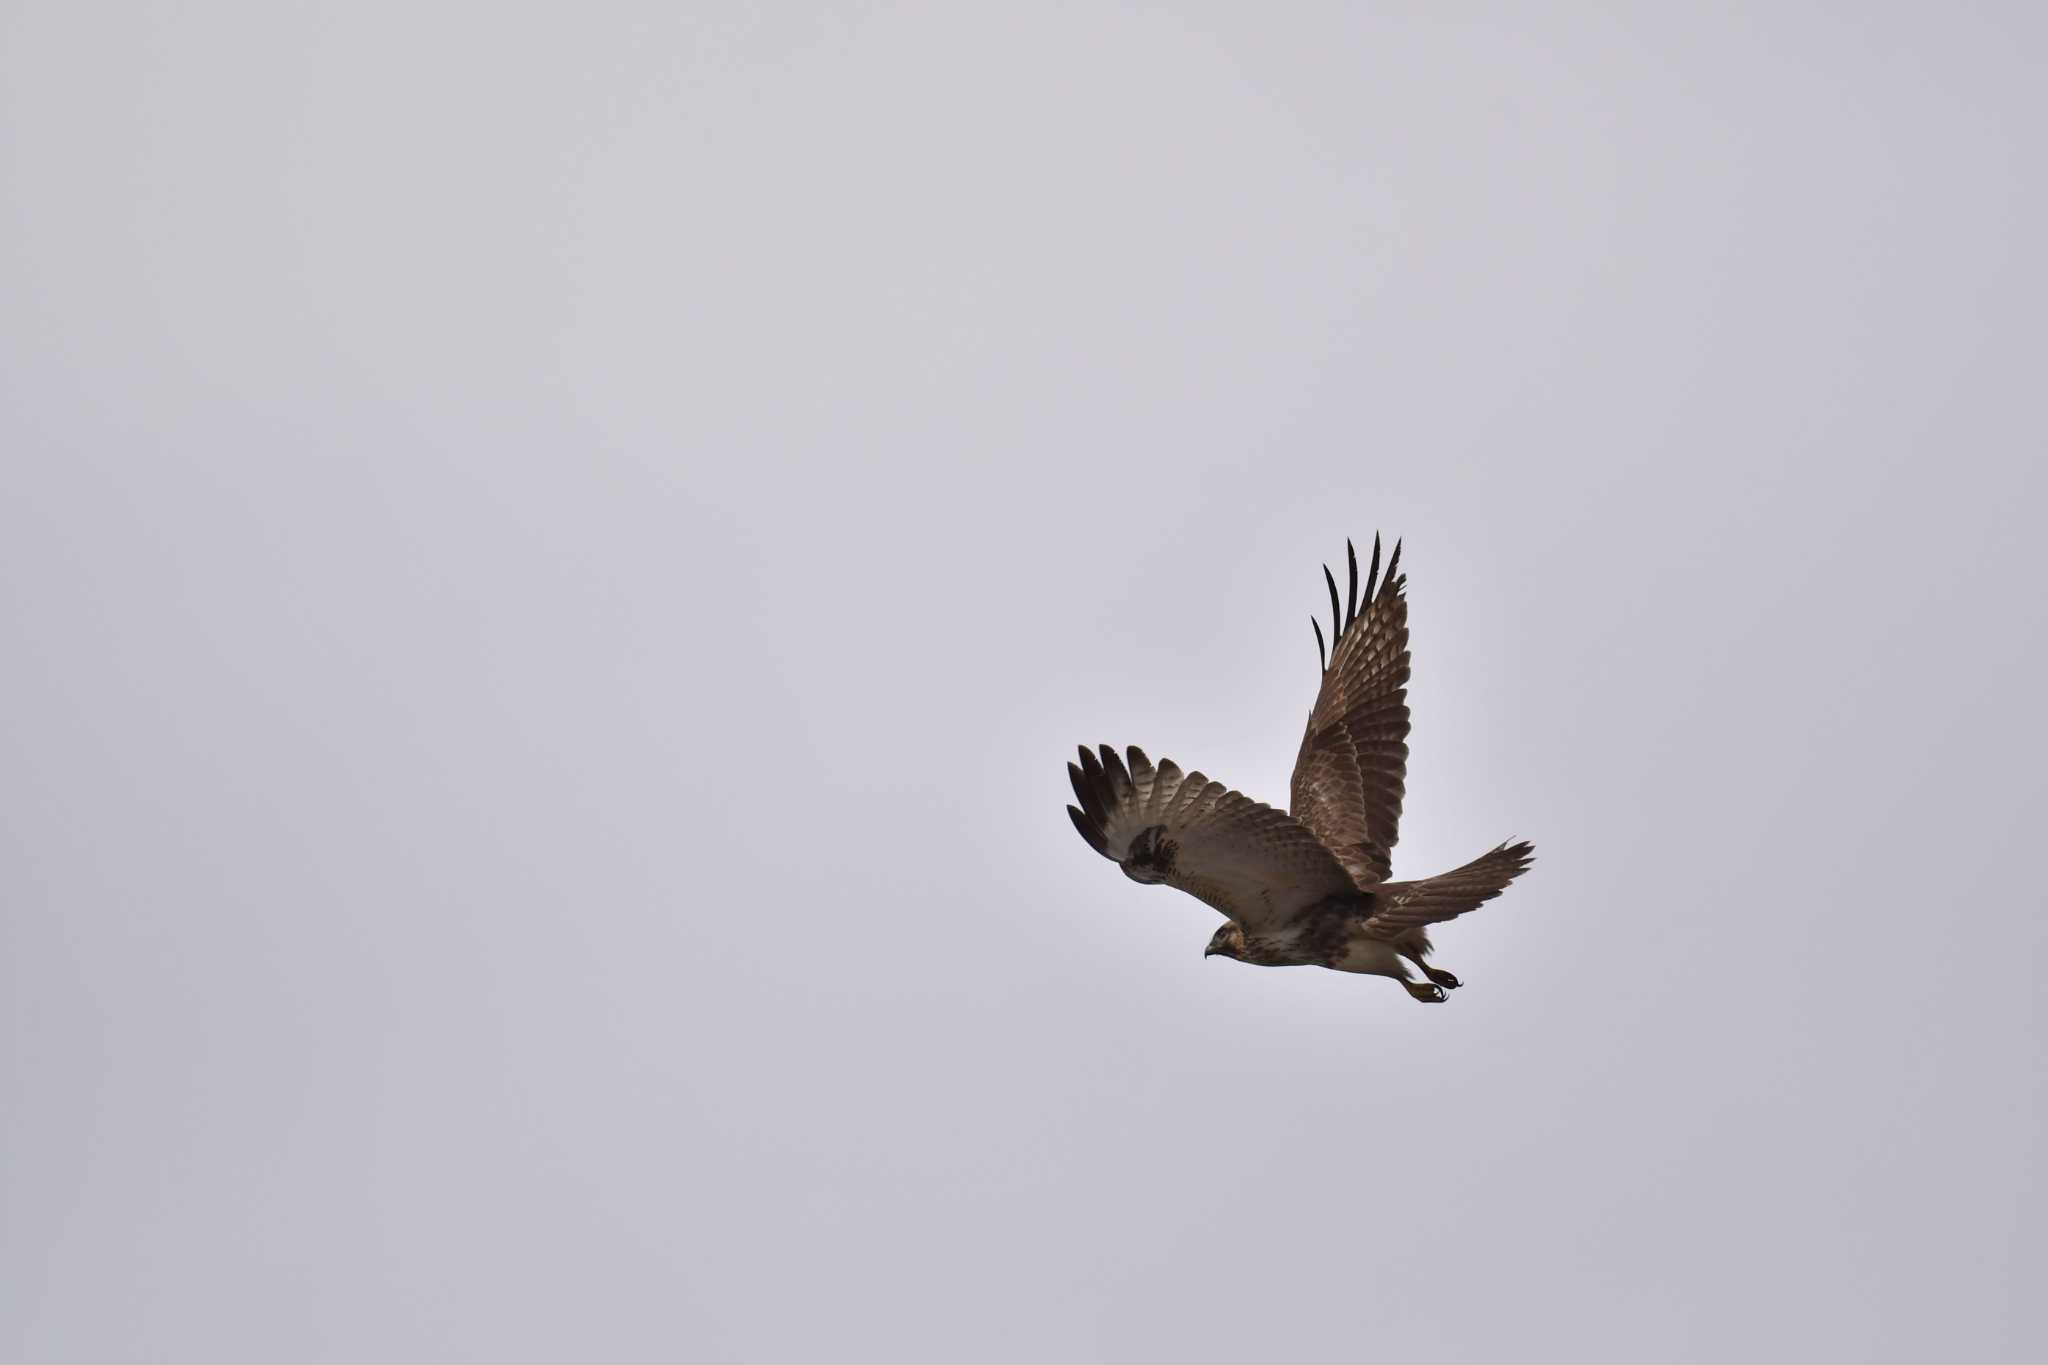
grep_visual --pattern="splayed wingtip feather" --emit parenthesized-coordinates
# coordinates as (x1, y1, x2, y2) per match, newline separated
(1345, 538, 1359, 630)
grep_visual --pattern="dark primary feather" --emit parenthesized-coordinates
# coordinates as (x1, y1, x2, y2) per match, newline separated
(1311, 533, 1401, 669)
(1099, 743, 1132, 799)
(1322, 564, 1341, 656)
(1068, 761, 1108, 831)
(1344, 538, 1359, 630)
(1066, 803, 1110, 857)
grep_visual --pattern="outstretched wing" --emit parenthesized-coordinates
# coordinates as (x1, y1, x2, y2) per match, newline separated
(1067, 744, 1357, 932)
(1362, 842, 1535, 938)
(1290, 535, 1411, 886)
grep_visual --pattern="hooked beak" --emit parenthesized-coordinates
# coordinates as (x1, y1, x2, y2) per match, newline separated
(1204, 945, 1218, 958)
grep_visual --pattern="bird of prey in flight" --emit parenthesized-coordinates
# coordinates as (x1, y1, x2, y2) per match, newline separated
(1066, 536, 1534, 1002)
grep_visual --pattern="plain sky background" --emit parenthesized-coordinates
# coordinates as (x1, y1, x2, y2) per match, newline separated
(4, 3, 2044, 1361)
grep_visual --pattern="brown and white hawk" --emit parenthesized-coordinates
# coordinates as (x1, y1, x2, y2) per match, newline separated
(1065, 536, 1534, 1002)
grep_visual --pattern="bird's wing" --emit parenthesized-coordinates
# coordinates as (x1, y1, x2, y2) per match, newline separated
(1067, 744, 1358, 932)
(1289, 535, 1412, 887)
(1361, 842, 1535, 938)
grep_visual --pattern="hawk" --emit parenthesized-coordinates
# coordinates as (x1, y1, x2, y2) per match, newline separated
(1065, 535, 1534, 1002)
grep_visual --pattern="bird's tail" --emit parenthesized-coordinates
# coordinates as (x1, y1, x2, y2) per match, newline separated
(1364, 842, 1536, 936)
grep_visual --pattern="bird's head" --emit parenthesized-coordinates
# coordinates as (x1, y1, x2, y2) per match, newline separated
(1204, 923, 1246, 961)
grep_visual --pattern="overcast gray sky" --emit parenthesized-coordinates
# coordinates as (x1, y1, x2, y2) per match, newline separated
(4, 3, 2044, 1361)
